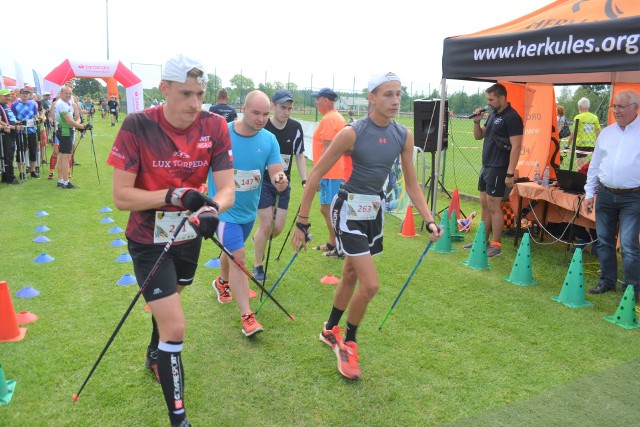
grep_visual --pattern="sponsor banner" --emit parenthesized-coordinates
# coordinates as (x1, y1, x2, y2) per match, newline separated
(70, 61, 118, 78)
(126, 82, 144, 114)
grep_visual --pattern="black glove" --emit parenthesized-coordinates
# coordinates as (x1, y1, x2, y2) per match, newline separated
(189, 206, 219, 239)
(84, 123, 93, 131)
(165, 187, 214, 212)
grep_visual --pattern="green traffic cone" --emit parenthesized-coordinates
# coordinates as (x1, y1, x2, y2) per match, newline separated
(449, 208, 464, 242)
(461, 221, 491, 270)
(604, 285, 639, 330)
(434, 209, 455, 254)
(504, 233, 538, 286)
(551, 248, 592, 308)
(0, 363, 17, 405)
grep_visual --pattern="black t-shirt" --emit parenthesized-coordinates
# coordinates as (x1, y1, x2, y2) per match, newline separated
(209, 103, 237, 123)
(264, 118, 304, 182)
(482, 103, 523, 168)
(108, 100, 118, 113)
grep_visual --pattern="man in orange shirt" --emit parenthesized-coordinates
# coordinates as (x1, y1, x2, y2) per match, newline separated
(311, 88, 346, 257)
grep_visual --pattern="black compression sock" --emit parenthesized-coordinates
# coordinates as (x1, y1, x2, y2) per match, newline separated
(150, 315, 159, 349)
(345, 322, 358, 343)
(157, 341, 186, 424)
(326, 306, 345, 330)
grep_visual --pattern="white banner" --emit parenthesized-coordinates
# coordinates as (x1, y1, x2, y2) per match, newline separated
(69, 60, 118, 78)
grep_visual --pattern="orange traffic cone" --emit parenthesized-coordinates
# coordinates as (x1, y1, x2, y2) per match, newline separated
(399, 205, 419, 237)
(448, 188, 461, 221)
(0, 281, 27, 342)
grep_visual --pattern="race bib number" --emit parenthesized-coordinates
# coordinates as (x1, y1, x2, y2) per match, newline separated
(154, 211, 197, 244)
(234, 169, 261, 192)
(281, 154, 291, 170)
(346, 193, 380, 220)
(26, 119, 35, 127)
(110, 108, 116, 113)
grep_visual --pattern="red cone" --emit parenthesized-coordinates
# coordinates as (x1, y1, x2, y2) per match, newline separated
(399, 205, 419, 237)
(448, 188, 461, 221)
(0, 281, 27, 342)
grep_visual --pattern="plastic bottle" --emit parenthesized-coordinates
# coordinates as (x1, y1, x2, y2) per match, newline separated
(534, 162, 541, 184)
(542, 166, 550, 187)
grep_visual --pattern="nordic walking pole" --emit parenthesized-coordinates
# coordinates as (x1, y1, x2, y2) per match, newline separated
(260, 194, 279, 301)
(255, 244, 304, 315)
(88, 128, 100, 184)
(378, 241, 434, 331)
(275, 204, 300, 261)
(72, 214, 189, 403)
(209, 236, 295, 321)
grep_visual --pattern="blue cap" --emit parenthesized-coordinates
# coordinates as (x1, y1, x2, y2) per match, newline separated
(272, 89, 294, 104)
(310, 88, 338, 101)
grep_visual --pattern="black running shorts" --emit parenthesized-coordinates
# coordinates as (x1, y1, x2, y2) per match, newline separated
(331, 190, 385, 257)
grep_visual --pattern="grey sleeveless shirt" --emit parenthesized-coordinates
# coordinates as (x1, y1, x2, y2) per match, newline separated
(343, 116, 407, 195)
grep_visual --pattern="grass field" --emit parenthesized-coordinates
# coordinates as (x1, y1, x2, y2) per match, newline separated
(1, 116, 638, 426)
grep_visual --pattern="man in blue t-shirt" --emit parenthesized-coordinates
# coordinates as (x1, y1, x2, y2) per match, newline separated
(209, 90, 288, 337)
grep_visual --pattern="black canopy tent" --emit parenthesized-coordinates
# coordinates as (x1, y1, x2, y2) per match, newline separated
(429, 0, 640, 213)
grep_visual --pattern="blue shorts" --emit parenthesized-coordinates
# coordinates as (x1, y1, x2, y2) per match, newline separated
(258, 180, 291, 210)
(216, 221, 255, 253)
(320, 179, 343, 205)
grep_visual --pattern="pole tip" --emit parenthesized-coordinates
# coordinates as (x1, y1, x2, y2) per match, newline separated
(290, 315, 295, 321)
(72, 394, 79, 403)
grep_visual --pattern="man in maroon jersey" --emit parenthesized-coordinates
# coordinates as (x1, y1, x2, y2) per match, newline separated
(107, 54, 235, 427)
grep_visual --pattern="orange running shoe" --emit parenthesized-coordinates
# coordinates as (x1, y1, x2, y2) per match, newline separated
(241, 312, 264, 337)
(248, 288, 257, 299)
(319, 322, 343, 351)
(336, 341, 361, 380)
(213, 277, 232, 304)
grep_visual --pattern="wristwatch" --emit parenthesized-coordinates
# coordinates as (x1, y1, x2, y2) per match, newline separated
(506, 173, 514, 178)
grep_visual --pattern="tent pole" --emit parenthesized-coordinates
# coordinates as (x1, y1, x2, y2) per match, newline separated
(432, 78, 447, 215)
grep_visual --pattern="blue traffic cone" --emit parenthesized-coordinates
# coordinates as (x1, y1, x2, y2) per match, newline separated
(117, 274, 137, 286)
(100, 217, 115, 224)
(110, 238, 127, 247)
(16, 287, 40, 298)
(34, 253, 54, 263)
(205, 258, 221, 268)
(551, 248, 592, 308)
(35, 210, 49, 217)
(100, 206, 113, 213)
(116, 253, 132, 263)
(108, 226, 124, 234)
(34, 225, 50, 233)
(32, 235, 51, 243)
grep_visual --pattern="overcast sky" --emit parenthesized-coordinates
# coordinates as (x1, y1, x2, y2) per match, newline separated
(1, 0, 550, 95)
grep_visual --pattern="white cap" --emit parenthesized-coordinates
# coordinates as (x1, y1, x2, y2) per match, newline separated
(368, 72, 401, 93)
(162, 54, 208, 85)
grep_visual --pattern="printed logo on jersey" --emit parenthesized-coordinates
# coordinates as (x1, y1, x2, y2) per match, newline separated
(198, 135, 212, 149)
(110, 146, 125, 160)
(379, 137, 387, 144)
(228, 150, 233, 162)
(173, 150, 191, 159)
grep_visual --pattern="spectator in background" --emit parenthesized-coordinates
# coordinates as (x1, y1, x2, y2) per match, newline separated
(12, 88, 40, 178)
(467, 83, 523, 258)
(209, 88, 237, 123)
(584, 90, 640, 302)
(251, 89, 307, 280)
(54, 86, 88, 189)
(108, 95, 119, 126)
(0, 88, 20, 184)
(569, 97, 600, 170)
(348, 110, 356, 123)
(310, 88, 347, 258)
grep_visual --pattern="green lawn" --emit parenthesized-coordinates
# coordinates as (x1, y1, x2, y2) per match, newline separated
(1, 117, 638, 426)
